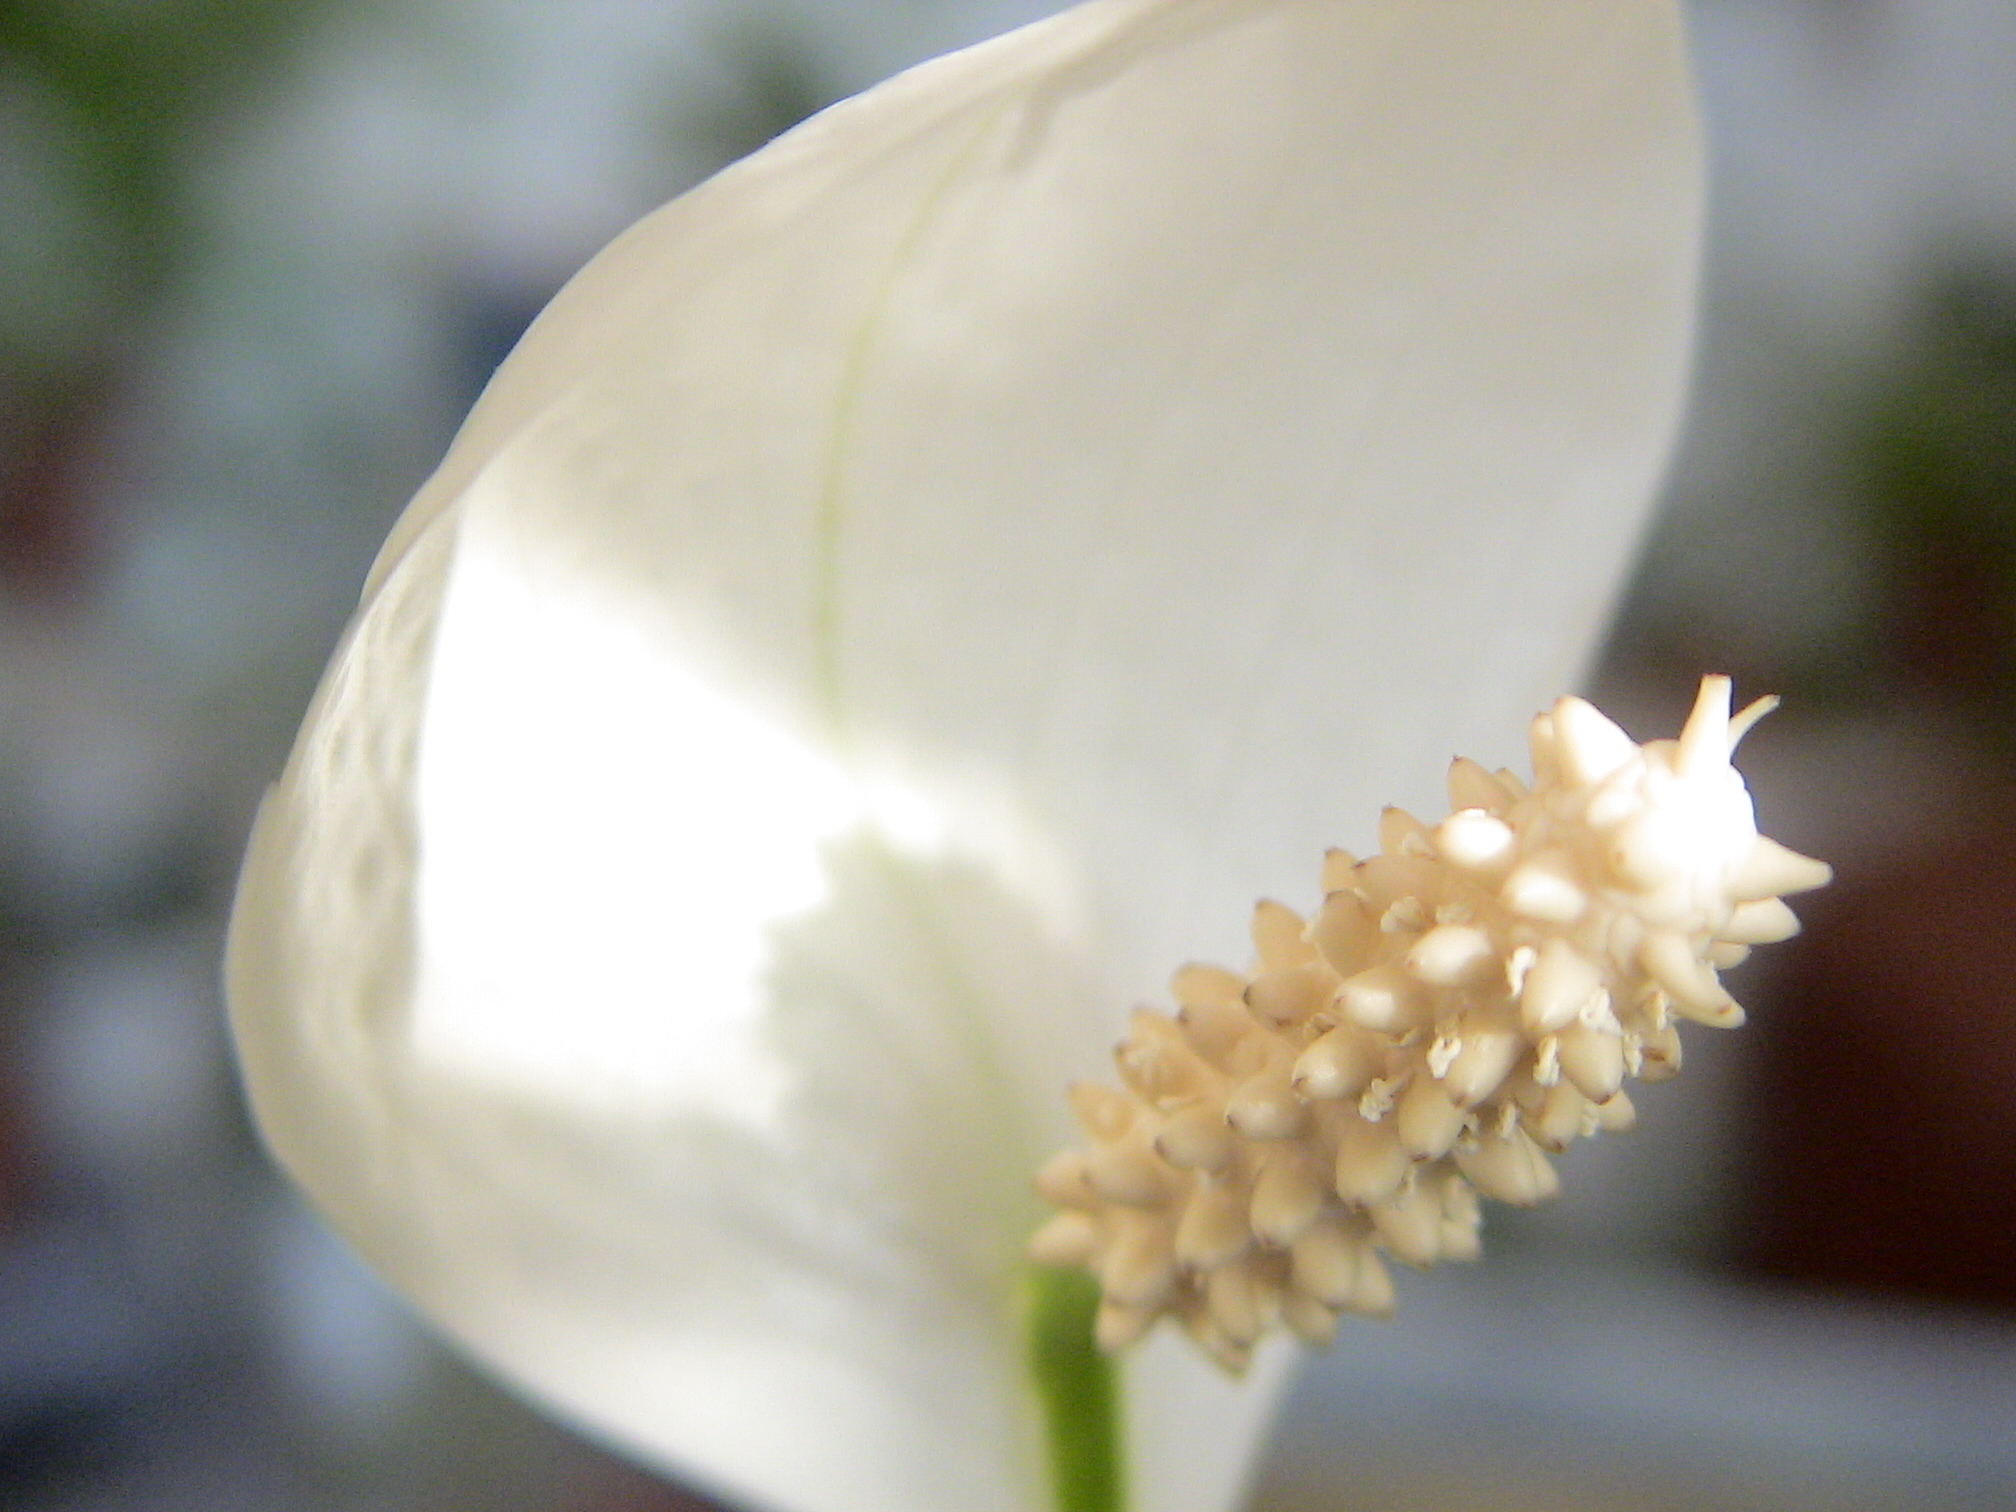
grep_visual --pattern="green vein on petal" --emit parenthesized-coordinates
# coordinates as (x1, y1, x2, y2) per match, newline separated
(1028, 1264, 1126, 1512)
(812, 99, 1016, 748)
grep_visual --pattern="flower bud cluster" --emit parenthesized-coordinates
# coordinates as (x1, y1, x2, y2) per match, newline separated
(1029, 677, 1829, 1371)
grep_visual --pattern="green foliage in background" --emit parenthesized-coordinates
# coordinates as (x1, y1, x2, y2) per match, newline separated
(1857, 265, 2016, 734)
(0, 0, 325, 385)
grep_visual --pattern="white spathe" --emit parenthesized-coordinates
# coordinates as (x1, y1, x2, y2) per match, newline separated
(226, 3, 1701, 1511)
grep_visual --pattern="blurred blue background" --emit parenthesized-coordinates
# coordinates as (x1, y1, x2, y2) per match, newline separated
(3, 1, 2016, 1508)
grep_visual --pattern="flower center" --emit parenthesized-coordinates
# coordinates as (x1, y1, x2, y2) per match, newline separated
(1029, 676, 1830, 1372)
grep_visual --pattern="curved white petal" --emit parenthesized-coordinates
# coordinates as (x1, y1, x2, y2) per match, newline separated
(228, 4, 1701, 1512)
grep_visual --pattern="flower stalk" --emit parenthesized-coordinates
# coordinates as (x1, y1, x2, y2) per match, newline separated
(1026, 1264, 1125, 1512)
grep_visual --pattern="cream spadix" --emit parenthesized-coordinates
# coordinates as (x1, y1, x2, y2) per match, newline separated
(225, 3, 1703, 1512)
(1034, 678, 1829, 1369)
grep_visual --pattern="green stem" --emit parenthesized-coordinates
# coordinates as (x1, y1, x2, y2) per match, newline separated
(1025, 1265, 1125, 1512)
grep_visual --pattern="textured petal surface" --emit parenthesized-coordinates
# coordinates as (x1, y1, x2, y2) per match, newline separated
(227, 3, 1701, 1512)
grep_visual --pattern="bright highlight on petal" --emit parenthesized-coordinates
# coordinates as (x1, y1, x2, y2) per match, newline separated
(1035, 678, 1830, 1370)
(226, 3, 1705, 1512)
(411, 526, 884, 1126)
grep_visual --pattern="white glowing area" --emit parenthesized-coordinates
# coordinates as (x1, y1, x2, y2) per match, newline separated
(409, 528, 905, 1124)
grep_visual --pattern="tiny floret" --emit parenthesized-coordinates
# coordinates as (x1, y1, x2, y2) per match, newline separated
(1029, 677, 1829, 1371)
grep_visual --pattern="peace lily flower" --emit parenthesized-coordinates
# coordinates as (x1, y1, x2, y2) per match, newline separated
(226, 4, 1702, 1512)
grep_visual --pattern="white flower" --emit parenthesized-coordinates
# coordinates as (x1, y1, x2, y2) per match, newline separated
(225, 4, 1702, 1512)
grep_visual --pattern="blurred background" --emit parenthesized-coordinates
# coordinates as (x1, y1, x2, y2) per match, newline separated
(3, 0, 2014, 1508)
